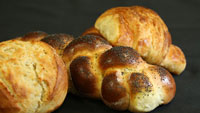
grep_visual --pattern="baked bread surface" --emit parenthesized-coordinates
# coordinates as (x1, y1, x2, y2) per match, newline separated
(62, 35, 176, 112)
(0, 40, 68, 113)
(83, 6, 186, 75)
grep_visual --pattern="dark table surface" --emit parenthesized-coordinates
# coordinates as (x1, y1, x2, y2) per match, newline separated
(0, 0, 200, 113)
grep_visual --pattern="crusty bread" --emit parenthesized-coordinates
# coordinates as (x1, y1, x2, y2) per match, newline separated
(41, 34, 74, 56)
(12, 30, 176, 112)
(18, 31, 75, 95)
(15, 31, 176, 112)
(0, 39, 68, 113)
(62, 35, 176, 112)
(83, 6, 186, 75)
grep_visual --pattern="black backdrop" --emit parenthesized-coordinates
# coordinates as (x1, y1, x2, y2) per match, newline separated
(0, 0, 200, 113)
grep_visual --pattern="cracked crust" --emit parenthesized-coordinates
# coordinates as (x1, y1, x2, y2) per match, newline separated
(89, 6, 186, 74)
(0, 40, 68, 113)
(95, 6, 171, 64)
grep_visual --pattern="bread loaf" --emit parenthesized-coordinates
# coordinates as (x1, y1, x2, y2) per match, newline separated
(61, 35, 176, 112)
(83, 6, 186, 75)
(19, 31, 75, 94)
(0, 39, 68, 113)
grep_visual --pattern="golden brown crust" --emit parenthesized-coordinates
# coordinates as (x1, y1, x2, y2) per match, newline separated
(70, 56, 98, 98)
(48, 48, 68, 100)
(0, 40, 68, 113)
(63, 34, 112, 64)
(41, 34, 74, 56)
(62, 35, 112, 98)
(65, 34, 110, 52)
(101, 71, 129, 110)
(99, 46, 176, 112)
(92, 5, 186, 75)
(128, 73, 152, 94)
(157, 67, 176, 104)
(63, 36, 176, 112)
(145, 65, 176, 104)
(99, 46, 142, 70)
(161, 45, 186, 75)
(0, 82, 20, 113)
(17, 31, 74, 57)
(82, 27, 102, 37)
(102, 73, 126, 102)
(20, 31, 48, 41)
(43, 48, 68, 113)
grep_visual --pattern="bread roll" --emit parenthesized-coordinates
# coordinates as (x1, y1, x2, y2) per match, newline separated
(0, 39, 68, 113)
(18, 31, 75, 95)
(83, 6, 186, 75)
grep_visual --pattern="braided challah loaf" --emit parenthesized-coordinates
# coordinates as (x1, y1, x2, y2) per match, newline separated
(61, 35, 176, 112)
(83, 6, 186, 75)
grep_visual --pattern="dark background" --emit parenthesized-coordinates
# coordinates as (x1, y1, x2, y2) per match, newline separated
(0, 0, 200, 113)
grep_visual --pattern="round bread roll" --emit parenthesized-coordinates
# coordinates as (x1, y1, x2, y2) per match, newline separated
(83, 6, 186, 75)
(0, 40, 68, 113)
